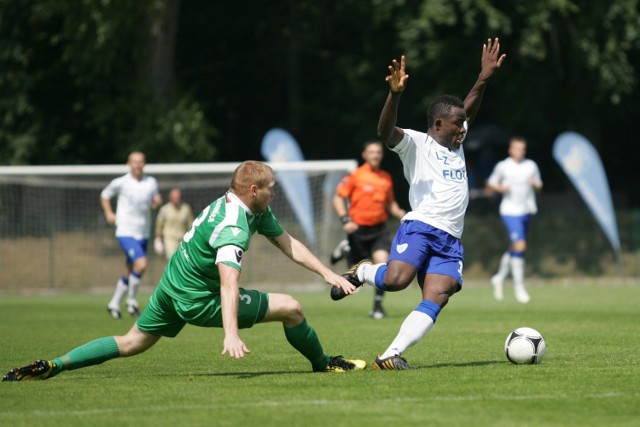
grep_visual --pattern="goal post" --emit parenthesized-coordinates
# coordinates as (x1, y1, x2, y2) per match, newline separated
(0, 160, 356, 293)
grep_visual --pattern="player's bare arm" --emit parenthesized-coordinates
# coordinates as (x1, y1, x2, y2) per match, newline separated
(100, 197, 116, 225)
(464, 37, 507, 124)
(151, 194, 163, 210)
(332, 194, 358, 234)
(218, 262, 250, 359)
(269, 232, 357, 294)
(377, 56, 408, 148)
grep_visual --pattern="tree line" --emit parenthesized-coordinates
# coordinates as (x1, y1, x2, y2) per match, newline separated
(1, 0, 638, 205)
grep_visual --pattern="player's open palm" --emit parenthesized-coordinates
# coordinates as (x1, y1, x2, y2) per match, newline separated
(222, 335, 251, 359)
(386, 55, 409, 93)
(480, 37, 507, 80)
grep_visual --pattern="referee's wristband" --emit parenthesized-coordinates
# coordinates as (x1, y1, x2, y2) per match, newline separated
(340, 216, 351, 224)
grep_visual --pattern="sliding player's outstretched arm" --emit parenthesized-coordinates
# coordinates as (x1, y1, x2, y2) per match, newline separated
(218, 262, 250, 359)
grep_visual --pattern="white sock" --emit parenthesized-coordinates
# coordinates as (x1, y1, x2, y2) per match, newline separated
(510, 256, 525, 287)
(108, 278, 128, 309)
(380, 310, 434, 359)
(358, 263, 384, 286)
(127, 273, 141, 306)
(495, 251, 511, 280)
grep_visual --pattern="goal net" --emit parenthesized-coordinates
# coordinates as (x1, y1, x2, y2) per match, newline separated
(0, 160, 356, 293)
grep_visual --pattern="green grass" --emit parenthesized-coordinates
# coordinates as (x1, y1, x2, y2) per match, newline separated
(1, 283, 639, 426)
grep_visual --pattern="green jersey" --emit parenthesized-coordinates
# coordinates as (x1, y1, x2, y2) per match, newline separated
(159, 192, 284, 303)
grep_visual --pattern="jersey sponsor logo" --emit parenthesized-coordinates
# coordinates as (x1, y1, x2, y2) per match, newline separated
(396, 243, 408, 253)
(442, 169, 467, 182)
(436, 151, 450, 165)
(231, 227, 241, 236)
(235, 248, 243, 263)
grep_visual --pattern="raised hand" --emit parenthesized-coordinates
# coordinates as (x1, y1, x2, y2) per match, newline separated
(480, 38, 507, 80)
(386, 55, 409, 93)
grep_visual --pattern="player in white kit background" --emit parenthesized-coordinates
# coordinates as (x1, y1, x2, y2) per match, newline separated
(100, 151, 162, 319)
(331, 38, 506, 370)
(486, 136, 542, 303)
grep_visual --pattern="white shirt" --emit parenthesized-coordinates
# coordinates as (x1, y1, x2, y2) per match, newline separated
(391, 128, 469, 238)
(487, 157, 542, 216)
(101, 173, 159, 239)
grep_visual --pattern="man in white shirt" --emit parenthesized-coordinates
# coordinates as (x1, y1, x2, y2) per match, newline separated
(331, 38, 506, 370)
(486, 137, 542, 303)
(101, 151, 162, 319)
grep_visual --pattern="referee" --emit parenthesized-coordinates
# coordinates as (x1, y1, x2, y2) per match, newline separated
(333, 140, 406, 319)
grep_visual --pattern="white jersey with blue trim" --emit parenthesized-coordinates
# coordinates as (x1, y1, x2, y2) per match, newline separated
(391, 128, 469, 238)
(487, 157, 542, 216)
(101, 173, 159, 239)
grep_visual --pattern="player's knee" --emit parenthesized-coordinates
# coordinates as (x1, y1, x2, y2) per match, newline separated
(279, 295, 305, 325)
(133, 257, 148, 272)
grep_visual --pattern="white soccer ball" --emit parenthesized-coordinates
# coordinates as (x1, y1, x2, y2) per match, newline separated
(504, 327, 546, 365)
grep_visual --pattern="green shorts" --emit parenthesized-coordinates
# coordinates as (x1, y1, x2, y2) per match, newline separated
(137, 285, 270, 337)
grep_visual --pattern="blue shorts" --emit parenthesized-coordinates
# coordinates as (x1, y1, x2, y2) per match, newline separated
(117, 237, 149, 264)
(388, 221, 464, 286)
(500, 214, 531, 243)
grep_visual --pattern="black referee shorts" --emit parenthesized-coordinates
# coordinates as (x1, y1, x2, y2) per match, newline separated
(346, 222, 392, 265)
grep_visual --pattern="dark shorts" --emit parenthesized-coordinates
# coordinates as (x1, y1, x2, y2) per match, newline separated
(347, 223, 393, 265)
(388, 220, 464, 287)
(137, 284, 270, 338)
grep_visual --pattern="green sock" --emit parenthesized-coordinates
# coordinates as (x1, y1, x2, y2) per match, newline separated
(283, 319, 330, 371)
(50, 336, 120, 377)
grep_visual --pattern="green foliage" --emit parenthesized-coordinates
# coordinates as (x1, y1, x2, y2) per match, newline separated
(0, 0, 217, 165)
(1, 285, 639, 426)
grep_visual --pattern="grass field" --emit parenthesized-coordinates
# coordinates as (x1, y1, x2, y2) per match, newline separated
(1, 282, 639, 426)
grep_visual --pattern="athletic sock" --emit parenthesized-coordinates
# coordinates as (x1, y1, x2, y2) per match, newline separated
(283, 319, 328, 371)
(50, 336, 120, 377)
(359, 263, 387, 291)
(495, 251, 511, 281)
(510, 253, 525, 286)
(373, 288, 384, 309)
(127, 271, 142, 306)
(108, 276, 128, 309)
(379, 300, 440, 359)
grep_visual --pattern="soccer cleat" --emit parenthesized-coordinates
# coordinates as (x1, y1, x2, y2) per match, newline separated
(3, 360, 56, 382)
(514, 284, 531, 304)
(370, 307, 386, 320)
(372, 355, 415, 371)
(107, 306, 122, 319)
(330, 239, 350, 265)
(330, 259, 372, 301)
(491, 275, 504, 301)
(324, 356, 367, 372)
(127, 304, 140, 317)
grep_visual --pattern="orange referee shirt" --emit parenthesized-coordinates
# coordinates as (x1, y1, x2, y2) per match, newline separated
(336, 163, 395, 226)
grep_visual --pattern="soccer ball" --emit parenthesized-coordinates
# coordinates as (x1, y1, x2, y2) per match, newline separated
(504, 327, 546, 365)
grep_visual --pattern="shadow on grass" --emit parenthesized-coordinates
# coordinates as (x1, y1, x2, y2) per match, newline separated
(190, 370, 312, 379)
(425, 360, 502, 368)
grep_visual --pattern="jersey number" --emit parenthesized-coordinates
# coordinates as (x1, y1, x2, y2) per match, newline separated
(183, 205, 211, 243)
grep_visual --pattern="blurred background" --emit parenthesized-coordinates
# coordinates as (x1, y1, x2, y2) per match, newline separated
(1, 0, 638, 290)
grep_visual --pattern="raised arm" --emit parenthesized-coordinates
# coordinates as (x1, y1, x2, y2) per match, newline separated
(377, 55, 409, 148)
(464, 38, 507, 124)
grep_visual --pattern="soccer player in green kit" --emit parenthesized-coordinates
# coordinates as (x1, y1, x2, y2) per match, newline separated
(4, 161, 366, 382)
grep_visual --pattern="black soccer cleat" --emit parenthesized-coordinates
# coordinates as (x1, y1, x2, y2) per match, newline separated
(330, 239, 350, 265)
(330, 259, 372, 301)
(3, 360, 56, 382)
(127, 304, 140, 317)
(107, 307, 122, 319)
(323, 356, 367, 372)
(372, 355, 415, 371)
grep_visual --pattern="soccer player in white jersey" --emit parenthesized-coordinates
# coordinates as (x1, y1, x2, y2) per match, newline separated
(100, 151, 162, 319)
(3, 161, 365, 382)
(486, 137, 542, 303)
(331, 38, 506, 370)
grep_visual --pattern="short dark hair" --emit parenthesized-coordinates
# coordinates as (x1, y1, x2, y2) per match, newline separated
(427, 95, 464, 128)
(362, 140, 383, 151)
